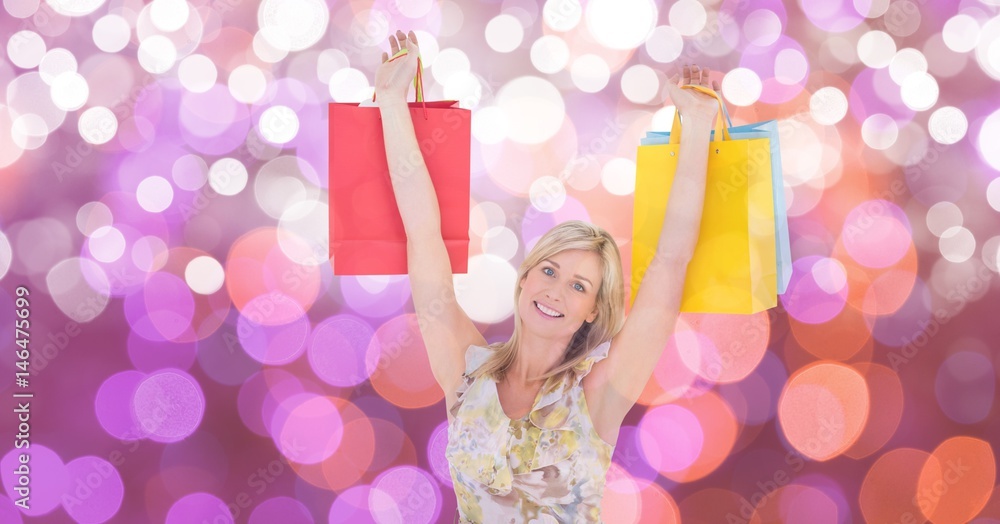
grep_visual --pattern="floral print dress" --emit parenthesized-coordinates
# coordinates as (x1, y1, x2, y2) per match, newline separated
(446, 340, 615, 523)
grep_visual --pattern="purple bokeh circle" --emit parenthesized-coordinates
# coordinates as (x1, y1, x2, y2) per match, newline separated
(143, 271, 196, 341)
(0, 494, 23, 524)
(611, 425, 659, 486)
(178, 84, 251, 155)
(840, 199, 912, 269)
(328, 485, 377, 524)
(338, 276, 411, 319)
(165, 492, 232, 524)
(797, 473, 854, 524)
(94, 371, 149, 440)
(273, 394, 344, 465)
(61, 456, 125, 524)
(935, 351, 995, 424)
(849, 67, 916, 126)
(739, 35, 809, 104)
(780, 256, 848, 324)
(870, 277, 932, 347)
(131, 369, 205, 443)
(248, 496, 314, 524)
(637, 405, 705, 473)
(0, 445, 70, 517)
(426, 421, 453, 488)
(237, 308, 311, 365)
(799, 0, 866, 33)
(258, 373, 308, 439)
(239, 369, 302, 437)
(369, 466, 442, 524)
(307, 315, 375, 387)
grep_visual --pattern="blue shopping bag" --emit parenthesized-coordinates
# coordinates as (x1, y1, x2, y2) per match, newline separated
(641, 106, 792, 294)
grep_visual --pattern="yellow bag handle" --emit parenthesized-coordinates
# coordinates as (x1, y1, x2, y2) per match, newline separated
(372, 48, 424, 103)
(668, 84, 729, 144)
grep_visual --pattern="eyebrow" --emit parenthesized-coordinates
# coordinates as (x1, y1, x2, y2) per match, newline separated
(542, 259, 593, 287)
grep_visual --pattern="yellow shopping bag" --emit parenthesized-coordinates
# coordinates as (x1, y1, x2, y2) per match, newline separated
(631, 85, 777, 314)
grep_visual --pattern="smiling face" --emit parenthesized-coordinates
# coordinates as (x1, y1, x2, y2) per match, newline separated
(518, 249, 603, 334)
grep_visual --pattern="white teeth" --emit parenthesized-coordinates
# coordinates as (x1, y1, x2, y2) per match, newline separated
(535, 302, 562, 317)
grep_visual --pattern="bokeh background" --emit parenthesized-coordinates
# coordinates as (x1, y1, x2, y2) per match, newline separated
(2, 0, 1000, 522)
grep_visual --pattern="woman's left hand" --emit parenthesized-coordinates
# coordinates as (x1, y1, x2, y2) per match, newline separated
(665, 64, 722, 125)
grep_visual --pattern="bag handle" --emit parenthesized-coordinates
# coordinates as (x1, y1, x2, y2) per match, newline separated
(668, 84, 729, 144)
(372, 48, 429, 120)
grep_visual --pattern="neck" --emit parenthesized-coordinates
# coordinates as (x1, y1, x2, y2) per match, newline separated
(506, 331, 570, 384)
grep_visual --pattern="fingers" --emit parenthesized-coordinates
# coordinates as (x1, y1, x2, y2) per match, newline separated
(381, 51, 388, 64)
(388, 30, 419, 59)
(680, 64, 705, 86)
(675, 64, 720, 90)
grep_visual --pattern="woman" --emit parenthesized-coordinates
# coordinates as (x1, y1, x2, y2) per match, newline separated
(375, 30, 721, 523)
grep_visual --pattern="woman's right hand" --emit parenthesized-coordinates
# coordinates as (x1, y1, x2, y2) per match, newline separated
(376, 30, 420, 104)
(664, 64, 721, 126)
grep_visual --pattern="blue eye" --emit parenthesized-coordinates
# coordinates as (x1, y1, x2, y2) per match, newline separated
(574, 283, 585, 292)
(543, 267, 554, 276)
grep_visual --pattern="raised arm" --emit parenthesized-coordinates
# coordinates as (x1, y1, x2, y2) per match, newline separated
(375, 31, 485, 406)
(586, 65, 721, 430)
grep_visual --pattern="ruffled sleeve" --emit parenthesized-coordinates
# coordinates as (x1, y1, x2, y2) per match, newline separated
(463, 343, 493, 375)
(570, 340, 612, 385)
(450, 344, 493, 417)
(528, 340, 612, 431)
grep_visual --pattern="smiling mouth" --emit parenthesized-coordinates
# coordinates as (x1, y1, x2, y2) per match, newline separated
(534, 301, 563, 318)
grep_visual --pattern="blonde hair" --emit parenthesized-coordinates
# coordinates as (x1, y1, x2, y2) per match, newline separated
(474, 220, 626, 383)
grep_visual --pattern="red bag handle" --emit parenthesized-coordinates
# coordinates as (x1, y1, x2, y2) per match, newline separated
(372, 49, 428, 120)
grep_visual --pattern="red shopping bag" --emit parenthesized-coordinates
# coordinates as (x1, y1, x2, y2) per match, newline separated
(328, 57, 471, 275)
